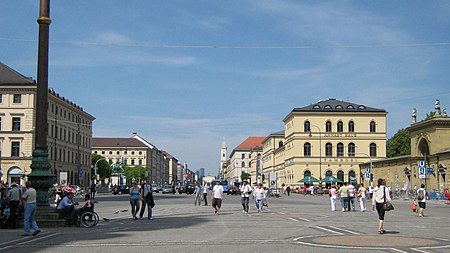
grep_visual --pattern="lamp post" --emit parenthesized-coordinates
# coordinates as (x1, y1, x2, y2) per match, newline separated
(309, 125, 322, 189)
(92, 158, 106, 185)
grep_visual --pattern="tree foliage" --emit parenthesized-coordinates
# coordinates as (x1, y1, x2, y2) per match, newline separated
(387, 129, 411, 158)
(91, 154, 111, 183)
(425, 111, 436, 120)
(123, 166, 146, 184)
(240, 171, 251, 182)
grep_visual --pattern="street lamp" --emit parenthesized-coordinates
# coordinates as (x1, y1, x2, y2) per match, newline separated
(309, 125, 322, 189)
(92, 158, 106, 185)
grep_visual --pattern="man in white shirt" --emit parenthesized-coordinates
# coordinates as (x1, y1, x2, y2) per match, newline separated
(21, 181, 40, 236)
(240, 181, 252, 213)
(211, 181, 224, 215)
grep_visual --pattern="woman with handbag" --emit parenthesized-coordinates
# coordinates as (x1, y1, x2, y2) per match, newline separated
(371, 178, 392, 234)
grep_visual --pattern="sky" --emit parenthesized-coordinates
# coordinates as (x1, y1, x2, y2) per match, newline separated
(1, 0, 450, 176)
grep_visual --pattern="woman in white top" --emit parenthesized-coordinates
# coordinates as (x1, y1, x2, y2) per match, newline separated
(329, 185, 338, 211)
(253, 183, 266, 213)
(358, 183, 367, 212)
(371, 178, 391, 234)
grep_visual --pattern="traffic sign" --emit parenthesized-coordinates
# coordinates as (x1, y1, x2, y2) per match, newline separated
(365, 167, 371, 174)
(418, 160, 426, 179)
(427, 168, 434, 175)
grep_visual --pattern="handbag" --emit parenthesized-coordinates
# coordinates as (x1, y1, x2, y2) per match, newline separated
(411, 201, 417, 212)
(383, 187, 394, 211)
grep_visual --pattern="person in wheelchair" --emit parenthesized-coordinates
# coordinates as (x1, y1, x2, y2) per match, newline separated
(74, 194, 94, 218)
(56, 189, 79, 225)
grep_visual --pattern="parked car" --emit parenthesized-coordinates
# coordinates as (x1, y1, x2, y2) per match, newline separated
(152, 184, 162, 193)
(227, 186, 239, 195)
(112, 185, 129, 195)
(162, 184, 175, 194)
(178, 184, 195, 194)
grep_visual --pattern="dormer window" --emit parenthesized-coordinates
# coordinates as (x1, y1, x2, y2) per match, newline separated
(324, 105, 332, 109)
(313, 105, 321, 109)
(347, 105, 355, 109)
(358, 105, 366, 110)
(335, 105, 343, 109)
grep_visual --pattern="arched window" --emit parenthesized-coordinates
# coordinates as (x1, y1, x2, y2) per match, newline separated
(241, 161, 245, 167)
(304, 143, 311, 157)
(337, 143, 344, 157)
(325, 170, 333, 177)
(326, 121, 332, 132)
(325, 143, 333, 157)
(348, 121, 355, 132)
(370, 121, 376, 133)
(278, 141, 283, 148)
(337, 121, 343, 132)
(304, 170, 311, 177)
(348, 171, 357, 184)
(370, 143, 377, 157)
(337, 170, 344, 182)
(348, 143, 355, 157)
(304, 121, 310, 132)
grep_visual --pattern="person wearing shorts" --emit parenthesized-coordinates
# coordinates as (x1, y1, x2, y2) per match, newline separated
(211, 181, 223, 215)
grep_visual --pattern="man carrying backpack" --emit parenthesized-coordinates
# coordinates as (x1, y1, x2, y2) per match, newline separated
(414, 184, 428, 217)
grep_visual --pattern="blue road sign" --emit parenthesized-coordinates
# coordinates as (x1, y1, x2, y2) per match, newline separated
(427, 168, 433, 174)
(418, 160, 426, 179)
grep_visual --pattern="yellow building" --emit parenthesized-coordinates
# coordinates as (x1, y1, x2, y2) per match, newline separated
(361, 113, 450, 194)
(263, 98, 387, 188)
(0, 62, 95, 186)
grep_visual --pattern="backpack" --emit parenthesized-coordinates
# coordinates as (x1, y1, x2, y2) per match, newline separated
(417, 189, 424, 201)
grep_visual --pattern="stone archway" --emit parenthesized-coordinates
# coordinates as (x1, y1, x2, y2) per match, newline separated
(417, 138, 430, 157)
(7, 166, 24, 185)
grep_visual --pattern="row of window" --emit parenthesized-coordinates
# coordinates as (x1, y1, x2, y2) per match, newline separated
(304, 120, 377, 133)
(0, 117, 23, 131)
(94, 150, 144, 156)
(49, 123, 91, 148)
(303, 142, 377, 157)
(50, 104, 91, 130)
(48, 145, 90, 166)
(0, 94, 22, 104)
(107, 158, 143, 166)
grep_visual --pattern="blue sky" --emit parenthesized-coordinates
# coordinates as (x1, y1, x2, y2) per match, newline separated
(1, 0, 450, 176)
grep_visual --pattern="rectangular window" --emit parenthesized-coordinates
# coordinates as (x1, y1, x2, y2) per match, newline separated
(0, 117, 2, 131)
(0, 94, 2, 103)
(11, 142, 20, 157)
(131, 159, 135, 165)
(13, 94, 21, 103)
(139, 159, 142, 166)
(12, 117, 21, 131)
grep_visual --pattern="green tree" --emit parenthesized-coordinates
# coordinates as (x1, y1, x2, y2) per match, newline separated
(92, 154, 111, 184)
(240, 171, 250, 182)
(387, 129, 411, 158)
(123, 166, 146, 184)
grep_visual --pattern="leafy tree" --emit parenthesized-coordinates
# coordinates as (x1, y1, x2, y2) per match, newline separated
(123, 166, 146, 184)
(240, 171, 251, 182)
(92, 154, 111, 184)
(387, 129, 411, 158)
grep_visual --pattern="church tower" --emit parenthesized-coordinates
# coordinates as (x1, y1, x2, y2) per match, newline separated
(220, 137, 227, 176)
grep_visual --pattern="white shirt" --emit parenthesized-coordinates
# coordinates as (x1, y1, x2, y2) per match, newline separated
(213, 185, 223, 199)
(240, 184, 251, 197)
(253, 187, 266, 200)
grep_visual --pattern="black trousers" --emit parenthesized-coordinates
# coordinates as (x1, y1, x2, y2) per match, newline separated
(9, 200, 20, 228)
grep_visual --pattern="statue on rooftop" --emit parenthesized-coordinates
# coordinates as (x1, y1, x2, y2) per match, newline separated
(435, 99, 441, 115)
(412, 108, 417, 124)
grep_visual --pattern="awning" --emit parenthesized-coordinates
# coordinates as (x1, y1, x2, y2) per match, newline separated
(297, 176, 320, 183)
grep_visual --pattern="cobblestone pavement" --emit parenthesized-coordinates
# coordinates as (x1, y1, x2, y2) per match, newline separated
(1, 193, 449, 253)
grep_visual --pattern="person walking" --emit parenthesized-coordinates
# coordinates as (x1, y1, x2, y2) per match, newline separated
(194, 183, 202, 206)
(329, 185, 338, 211)
(372, 178, 391, 234)
(240, 180, 252, 213)
(202, 182, 208, 206)
(129, 181, 140, 220)
(414, 183, 429, 217)
(211, 181, 223, 215)
(286, 185, 291, 196)
(347, 183, 356, 211)
(139, 177, 154, 220)
(253, 183, 266, 213)
(358, 183, 367, 212)
(21, 181, 40, 236)
(90, 182, 97, 200)
(7, 182, 21, 229)
(338, 182, 349, 212)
